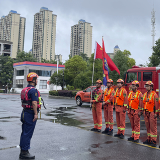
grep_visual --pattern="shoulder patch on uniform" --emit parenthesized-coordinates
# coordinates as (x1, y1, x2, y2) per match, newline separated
(141, 97, 143, 100)
(156, 98, 158, 102)
(123, 93, 126, 97)
(35, 93, 37, 97)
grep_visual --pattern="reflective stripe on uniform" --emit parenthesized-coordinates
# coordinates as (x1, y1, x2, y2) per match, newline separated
(150, 134, 157, 137)
(119, 128, 125, 130)
(135, 132, 140, 135)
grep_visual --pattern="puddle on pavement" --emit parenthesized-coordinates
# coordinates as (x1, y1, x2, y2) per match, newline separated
(0, 116, 19, 119)
(46, 107, 84, 127)
(0, 136, 5, 140)
(105, 141, 118, 144)
(91, 143, 101, 148)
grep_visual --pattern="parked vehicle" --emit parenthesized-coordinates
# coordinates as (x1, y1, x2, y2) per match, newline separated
(75, 85, 107, 106)
(124, 66, 160, 95)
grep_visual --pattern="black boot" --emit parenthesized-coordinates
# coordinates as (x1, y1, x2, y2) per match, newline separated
(107, 129, 113, 135)
(91, 128, 98, 131)
(19, 150, 35, 159)
(133, 139, 139, 143)
(114, 134, 120, 137)
(128, 137, 134, 141)
(102, 128, 109, 134)
(119, 133, 124, 139)
(143, 139, 150, 145)
(149, 141, 156, 147)
(96, 129, 101, 132)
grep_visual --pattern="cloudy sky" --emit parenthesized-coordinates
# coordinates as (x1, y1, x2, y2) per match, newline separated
(0, 0, 159, 65)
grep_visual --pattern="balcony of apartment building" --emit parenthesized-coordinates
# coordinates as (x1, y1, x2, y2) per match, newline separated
(0, 40, 13, 57)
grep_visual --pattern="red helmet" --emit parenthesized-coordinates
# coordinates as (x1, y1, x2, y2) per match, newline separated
(27, 72, 39, 82)
(117, 79, 124, 83)
(145, 81, 154, 86)
(107, 79, 113, 83)
(132, 80, 140, 87)
(96, 79, 102, 84)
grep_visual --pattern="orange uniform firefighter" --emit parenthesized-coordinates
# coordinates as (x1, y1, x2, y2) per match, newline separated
(114, 79, 128, 139)
(90, 80, 103, 132)
(102, 79, 115, 135)
(142, 81, 159, 147)
(127, 80, 143, 142)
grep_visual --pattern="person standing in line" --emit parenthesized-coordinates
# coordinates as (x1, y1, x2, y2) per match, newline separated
(90, 80, 103, 132)
(114, 79, 128, 139)
(102, 79, 115, 135)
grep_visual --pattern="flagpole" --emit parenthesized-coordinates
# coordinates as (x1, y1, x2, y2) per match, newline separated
(92, 49, 95, 86)
(102, 36, 105, 106)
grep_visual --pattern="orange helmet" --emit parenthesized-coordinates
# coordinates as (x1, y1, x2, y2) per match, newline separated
(96, 79, 102, 84)
(107, 79, 113, 83)
(132, 80, 140, 87)
(117, 79, 124, 83)
(145, 81, 154, 86)
(27, 72, 39, 82)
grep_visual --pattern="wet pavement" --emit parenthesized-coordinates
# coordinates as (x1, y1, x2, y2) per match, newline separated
(1, 94, 160, 160)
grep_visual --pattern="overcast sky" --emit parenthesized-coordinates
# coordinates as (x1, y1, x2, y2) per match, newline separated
(0, 0, 159, 65)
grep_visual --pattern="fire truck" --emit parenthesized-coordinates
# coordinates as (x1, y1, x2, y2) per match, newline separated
(124, 66, 160, 95)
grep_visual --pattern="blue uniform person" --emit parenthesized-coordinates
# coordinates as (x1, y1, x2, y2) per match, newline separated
(19, 72, 41, 159)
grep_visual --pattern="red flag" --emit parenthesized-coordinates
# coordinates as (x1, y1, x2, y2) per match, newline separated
(102, 38, 109, 81)
(102, 38, 120, 75)
(94, 42, 103, 60)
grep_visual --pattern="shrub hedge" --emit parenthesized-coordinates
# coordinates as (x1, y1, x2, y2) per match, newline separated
(49, 90, 78, 97)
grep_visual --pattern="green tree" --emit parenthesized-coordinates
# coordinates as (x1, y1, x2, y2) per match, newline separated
(123, 50, 136, 68)
(15, 51, 37, 62)
(64, 55, 87, 86)
(41, 58, 62, 65)
(109, 50, 129, 84)
(50, 70, 65, 90)
(0, 56, 14, 84)
(74, 71, 92, 89)
(79, 52, 89, 62)
(148, 38, 160, 66)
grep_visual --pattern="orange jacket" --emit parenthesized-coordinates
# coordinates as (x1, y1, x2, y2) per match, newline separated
(114, 87, 128, 108)
(128, 90, 142, 110)
(104, 87, 115, 104)
(143, 91, 159, 113)
(91, 87, 103, 103)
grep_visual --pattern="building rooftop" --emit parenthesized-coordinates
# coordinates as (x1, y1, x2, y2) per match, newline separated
(40, 7, 48, 10)
(13, 61, 65, 68)
(1, 16, 5, 18)
(10, 10, 17, 14)
(79, 19, 86, 23)
(114, 45, 119, 49)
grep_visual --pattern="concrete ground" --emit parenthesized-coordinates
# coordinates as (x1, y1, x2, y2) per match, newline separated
(1, 94, 160, 160)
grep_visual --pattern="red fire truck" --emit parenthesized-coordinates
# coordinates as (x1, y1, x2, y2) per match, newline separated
(124, 66, 160, 95)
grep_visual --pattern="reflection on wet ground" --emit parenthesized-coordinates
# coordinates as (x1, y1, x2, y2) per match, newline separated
(0, 136, 5, 140)
(46, 106, 84, 126)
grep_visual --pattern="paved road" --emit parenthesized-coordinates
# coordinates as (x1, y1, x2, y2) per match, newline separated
(1, 94, 160, 160)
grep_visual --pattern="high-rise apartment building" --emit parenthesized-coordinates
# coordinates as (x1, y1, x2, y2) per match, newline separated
(70, 19, 92, 58)
(32, 7, 57, 62)
(0, 10, 26, 58)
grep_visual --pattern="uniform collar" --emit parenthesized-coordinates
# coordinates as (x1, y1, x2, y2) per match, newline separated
(27, 85, 35, 88)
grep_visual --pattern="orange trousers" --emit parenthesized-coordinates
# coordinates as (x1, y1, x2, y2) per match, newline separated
(92, 102, 102, 129)
(104, 104, 114, 130)
(115, 105, 126, 135)
(144, 111, 157, 142)
(128, 109, 140, 140)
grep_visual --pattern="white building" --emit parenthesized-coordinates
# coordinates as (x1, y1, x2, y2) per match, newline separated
(13, 61, 65, 93)
(32, 7, 57, 62)
(0, 10, 26, 58)
(70, 19, 92, 58)
(0, 40, 13, 56)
